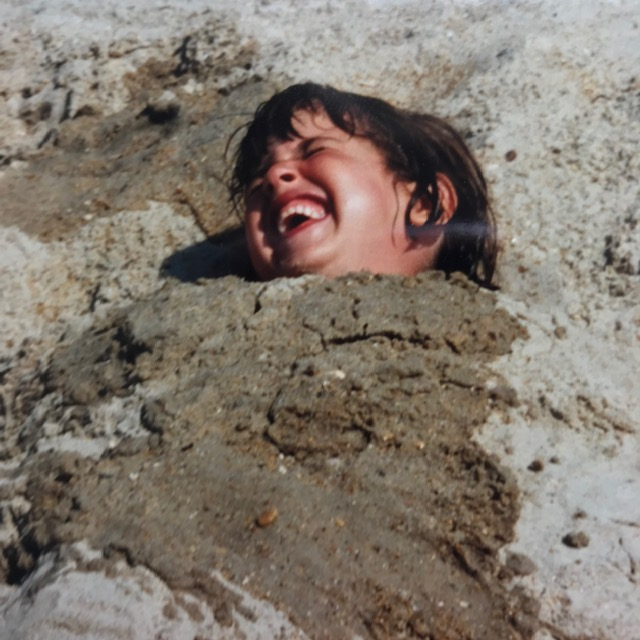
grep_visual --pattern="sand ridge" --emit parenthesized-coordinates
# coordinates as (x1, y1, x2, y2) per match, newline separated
(0, 1, 638, 638)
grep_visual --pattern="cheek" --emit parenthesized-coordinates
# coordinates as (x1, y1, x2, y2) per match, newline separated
(244, 215, 262, 251)
(344, 173, 403, 231)
(244, 212, 273, 271)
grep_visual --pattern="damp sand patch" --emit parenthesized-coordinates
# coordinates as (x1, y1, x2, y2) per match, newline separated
(8, 272, 533, 639)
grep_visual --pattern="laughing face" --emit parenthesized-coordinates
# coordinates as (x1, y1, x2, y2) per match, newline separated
(243, 109, 450, 280)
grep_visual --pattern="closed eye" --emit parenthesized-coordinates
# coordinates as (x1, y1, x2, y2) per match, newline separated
(303, 145, 326, 158)
(301, 136, 335, 158)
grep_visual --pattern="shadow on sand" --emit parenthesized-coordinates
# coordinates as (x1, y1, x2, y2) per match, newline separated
(161, 226, 257, 282)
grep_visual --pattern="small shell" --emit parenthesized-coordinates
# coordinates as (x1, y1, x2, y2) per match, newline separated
(256, 506, 278, 528)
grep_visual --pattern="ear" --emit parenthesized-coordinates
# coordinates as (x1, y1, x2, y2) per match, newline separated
(408, 173, 458, 227)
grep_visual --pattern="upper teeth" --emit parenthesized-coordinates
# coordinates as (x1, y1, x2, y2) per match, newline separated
(278, 204, 325, 232)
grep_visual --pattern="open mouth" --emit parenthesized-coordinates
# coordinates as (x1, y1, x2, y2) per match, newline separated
(277, 204, 327, 235)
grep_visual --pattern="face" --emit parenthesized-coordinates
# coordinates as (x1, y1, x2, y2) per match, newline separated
(244, 109, 443, 280)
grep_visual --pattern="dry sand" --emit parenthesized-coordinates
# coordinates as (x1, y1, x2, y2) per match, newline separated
(0, 0, 638, 638)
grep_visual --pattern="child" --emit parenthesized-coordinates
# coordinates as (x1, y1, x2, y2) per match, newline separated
(228, 83, 496, 286)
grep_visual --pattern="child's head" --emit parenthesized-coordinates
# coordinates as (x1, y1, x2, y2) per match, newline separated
(229, 83, 496, 285)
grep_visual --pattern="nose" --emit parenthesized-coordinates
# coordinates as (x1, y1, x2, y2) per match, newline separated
(263, 160, 299, 193)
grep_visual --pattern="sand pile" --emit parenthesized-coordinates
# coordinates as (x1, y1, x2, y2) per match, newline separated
(0, 1, 638, 638)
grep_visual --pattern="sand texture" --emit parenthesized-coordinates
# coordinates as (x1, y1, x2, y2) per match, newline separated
(0, 1, 638, 638)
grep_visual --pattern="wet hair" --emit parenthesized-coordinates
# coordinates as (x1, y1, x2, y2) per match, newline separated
(229, 82, 497, 286)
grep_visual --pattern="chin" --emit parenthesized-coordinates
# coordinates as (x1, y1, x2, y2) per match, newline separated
(270, 253, 334, 278)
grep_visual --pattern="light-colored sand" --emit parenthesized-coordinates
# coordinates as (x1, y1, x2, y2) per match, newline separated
(0, 0, 638, 638)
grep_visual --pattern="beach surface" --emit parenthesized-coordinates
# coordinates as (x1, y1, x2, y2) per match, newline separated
(0, 1, 638, 638)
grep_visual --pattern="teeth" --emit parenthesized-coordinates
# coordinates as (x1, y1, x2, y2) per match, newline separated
(278, 204, 326, 233)
(281, 204, 325, 219)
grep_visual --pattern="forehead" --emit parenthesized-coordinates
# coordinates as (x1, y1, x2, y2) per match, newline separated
(265, 108, 352, 152)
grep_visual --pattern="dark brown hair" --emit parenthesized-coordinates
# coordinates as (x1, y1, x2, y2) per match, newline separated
(229, 83, 496, 286)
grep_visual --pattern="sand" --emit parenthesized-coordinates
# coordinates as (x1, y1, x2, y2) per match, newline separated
(0, 0, 638, 638)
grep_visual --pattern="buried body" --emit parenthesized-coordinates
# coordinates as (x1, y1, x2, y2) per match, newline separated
(3, 85, 538, 639)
